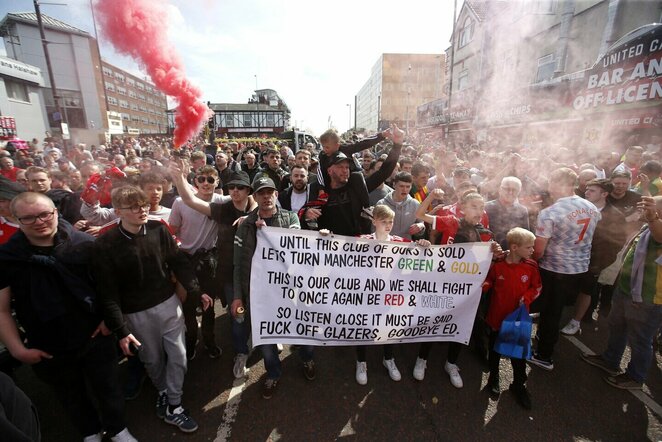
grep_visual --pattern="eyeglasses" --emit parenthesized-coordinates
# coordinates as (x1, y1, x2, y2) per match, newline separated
(196, 176, 216, 184)
(119, 204, 150, 214)
(17, 210, 55, 225)
(227, 184, 248, 191)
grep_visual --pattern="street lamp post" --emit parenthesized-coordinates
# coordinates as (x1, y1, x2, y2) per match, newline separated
(34, 0, 68, 150)
(346, 103, 351, 133)
(405, 63, 412, 134)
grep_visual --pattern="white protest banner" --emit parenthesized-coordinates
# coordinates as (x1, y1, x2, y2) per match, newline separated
(249, 227, 493, 347)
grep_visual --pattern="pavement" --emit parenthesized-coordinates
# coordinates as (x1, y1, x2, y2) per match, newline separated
(12, 303, 662, 441)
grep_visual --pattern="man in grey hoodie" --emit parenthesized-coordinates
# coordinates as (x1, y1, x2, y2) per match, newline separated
(376, 171, 425, 240)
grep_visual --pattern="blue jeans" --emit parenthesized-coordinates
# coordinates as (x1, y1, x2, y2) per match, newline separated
(260, 344, 314, 380)
(602, 289, 662, 383)
(223, 283, 249, 355)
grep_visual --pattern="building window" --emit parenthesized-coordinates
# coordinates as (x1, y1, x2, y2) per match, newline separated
(225, 114, 234, 127)
(121, 113, 130, 121)
(119, 100, 129, 109)
(266, 113, 274, 126)
(117, 87, 126, 96)
(128, 91, 137, 99)
(138, 94, 146, 101)
(136, 82, 145, 90)
(5, 80, 30, 102)
(130, 103, 139, 111)
(459, 17, 474, 48)
(105, 82, 115, 92)
(107, 96, 118, 106)
(535, 54, 556, 83)
(114, 73, 125, 82)
(457, 70, 469, 91)
(102, 66, 113, 77)
(535, 0, 557, 13)
(126, 78, 135, 86)
(243, 113, 252, 127)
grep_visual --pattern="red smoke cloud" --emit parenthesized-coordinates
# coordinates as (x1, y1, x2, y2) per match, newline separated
(93, 0, 212, 147)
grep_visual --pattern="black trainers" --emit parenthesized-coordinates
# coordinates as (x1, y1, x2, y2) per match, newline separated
(528, 352, 554, 371)
(262, 378, 278, 399)
(604, 373, 643, 390)
(580, 353, 620, 376)
(164, 405, 198, 433)
(303, 360, 316, 381)
(155, 391, 168, 419)
(509, 384, 532, 410)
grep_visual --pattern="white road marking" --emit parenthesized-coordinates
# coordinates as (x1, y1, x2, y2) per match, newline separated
(215, 378, 248, 442)
(564, 335, 662, 418)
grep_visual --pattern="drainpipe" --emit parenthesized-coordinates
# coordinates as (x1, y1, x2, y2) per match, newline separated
(599, 0, 621, 57)
(555, 0, 576, 74)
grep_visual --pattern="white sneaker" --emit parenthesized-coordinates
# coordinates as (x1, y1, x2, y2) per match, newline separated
(83, 433, 103, 442)
(560, 320, 582, 336)
(444, 362, 463, 388)
(111, 428, 138, 442)
(383, 358, 402, 381)
(355, 361, 368, 385)
(413, 357, 427, 381)
(233, 353, 249, 379)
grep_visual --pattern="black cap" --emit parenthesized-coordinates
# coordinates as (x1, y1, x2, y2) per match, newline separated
(253, 176, 277, 193)
(329, 151, 351, 166)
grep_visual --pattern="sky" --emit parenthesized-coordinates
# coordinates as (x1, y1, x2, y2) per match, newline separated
(0, 0, 457, 135)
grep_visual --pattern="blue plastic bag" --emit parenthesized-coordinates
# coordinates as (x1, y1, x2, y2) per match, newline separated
(494, 304, 532, 360)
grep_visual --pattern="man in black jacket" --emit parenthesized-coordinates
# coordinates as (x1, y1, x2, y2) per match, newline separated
(302, 125, 404, 235)
(0, 192, 135, 441)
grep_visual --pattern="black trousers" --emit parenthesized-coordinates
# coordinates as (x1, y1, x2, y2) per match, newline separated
(0, 371, 40, 442)
(418, 341, 463, 364)
(31, 334, 125, 437)
(530, 269, 582, 360)
(488, 330, 527, 386)
(183, 249, 221, 347)
(356, 345, 394, 362)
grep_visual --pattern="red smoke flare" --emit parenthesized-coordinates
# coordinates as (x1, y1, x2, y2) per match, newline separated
(93, 0, 212, 147)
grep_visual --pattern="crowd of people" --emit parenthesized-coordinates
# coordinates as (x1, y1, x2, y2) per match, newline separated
(0, 127, 660, 440)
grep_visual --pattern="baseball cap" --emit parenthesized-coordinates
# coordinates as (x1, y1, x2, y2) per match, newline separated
(253, 177, 276, 193)
(329, 151, 351, 166)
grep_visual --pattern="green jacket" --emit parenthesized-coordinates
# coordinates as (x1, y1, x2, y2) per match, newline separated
(233, 207, 300, 305)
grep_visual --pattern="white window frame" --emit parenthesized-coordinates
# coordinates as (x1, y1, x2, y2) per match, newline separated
(459, 17, 474, 48)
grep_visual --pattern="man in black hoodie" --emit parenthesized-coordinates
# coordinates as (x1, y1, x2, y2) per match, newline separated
(0, 192, 135, 441)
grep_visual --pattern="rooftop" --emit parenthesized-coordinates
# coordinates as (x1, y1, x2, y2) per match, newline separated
(465, 1, 487, 21)
(0, 12, 90, 38)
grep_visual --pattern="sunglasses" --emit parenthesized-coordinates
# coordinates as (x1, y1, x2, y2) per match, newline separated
(227, 184, 248, 191)
(196, 176, 216, 184)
